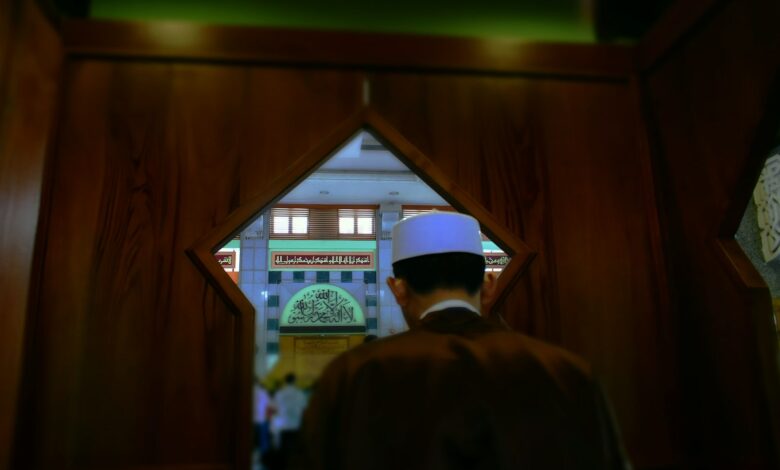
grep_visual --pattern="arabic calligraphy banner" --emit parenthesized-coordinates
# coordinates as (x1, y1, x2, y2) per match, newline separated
(270, 251, 375, 270)
(280, 284, 366, 329)
(214, 252, 236, 269)
(485, 254, 510, 267)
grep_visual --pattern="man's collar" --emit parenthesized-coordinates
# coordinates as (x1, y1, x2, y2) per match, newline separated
(420, 299, 479, 320)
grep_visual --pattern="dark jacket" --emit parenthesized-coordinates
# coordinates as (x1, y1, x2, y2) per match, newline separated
(295, 308, 630, 470)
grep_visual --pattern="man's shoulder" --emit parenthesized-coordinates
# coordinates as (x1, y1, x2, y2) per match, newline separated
(506, 330, 591, 370)
(326, 325, 592, 383)
(462, 324, 594, 379)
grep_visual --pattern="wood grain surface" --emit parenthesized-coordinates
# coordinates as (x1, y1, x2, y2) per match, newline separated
(14, 0, 780, 467)
(0, 1, 61, 469)
(0, 0, 15, 101)
(21, 61, 243, 467)
(19, 58, 676, 468)
(370, 73, 677, 466)
(641, 0, 780, 466)
(17, 61, 366, 469)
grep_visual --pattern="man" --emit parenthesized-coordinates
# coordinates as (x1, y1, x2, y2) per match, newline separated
(253, 378, 272, 462)
(296, 212, 630, 469)
(268, 373, 308, 469)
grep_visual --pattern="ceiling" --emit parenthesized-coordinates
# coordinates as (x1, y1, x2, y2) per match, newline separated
(279, 131, 448, 206)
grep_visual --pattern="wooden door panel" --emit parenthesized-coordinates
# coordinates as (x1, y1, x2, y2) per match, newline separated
(642, 0, 780, 465)
(534, 79, 676, 464)
(24, 51, 672, 469)
(369, 74, 554, 336)
(22, 60, 363, 469)
(370, 73, 675, 464)
(25, 60, 242, 466)
(240, 68, 364, 203)
(0, 1, 61, 468)
(12, 5, 780, 466)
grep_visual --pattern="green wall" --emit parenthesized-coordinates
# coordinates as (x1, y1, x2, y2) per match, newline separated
(269, 240, 376, 251)
(90, 0, 594, 42)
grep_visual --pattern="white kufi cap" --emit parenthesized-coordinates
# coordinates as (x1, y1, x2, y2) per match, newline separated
(391, 211, 483, 263)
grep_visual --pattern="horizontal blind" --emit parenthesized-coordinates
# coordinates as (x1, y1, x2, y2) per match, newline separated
(400, 206, 493, 242)
(400, 205, 455, 219)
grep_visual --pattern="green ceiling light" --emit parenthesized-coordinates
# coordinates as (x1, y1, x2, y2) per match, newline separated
(90, 0, 596, 43)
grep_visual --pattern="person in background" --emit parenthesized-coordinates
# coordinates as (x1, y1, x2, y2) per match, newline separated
(253, 379, 272, 465)
(269, 372, 307, 469)
(295, 211, 631, 470)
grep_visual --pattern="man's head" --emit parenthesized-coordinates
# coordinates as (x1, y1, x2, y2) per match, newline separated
(386, 212, 498, 327)
(284, 372, 296, 385)
(391, 252, 485, 295)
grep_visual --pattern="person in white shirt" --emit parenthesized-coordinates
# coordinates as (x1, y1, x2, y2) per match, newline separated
(253, 379, 272, 462)
(269, 372, 307, 468)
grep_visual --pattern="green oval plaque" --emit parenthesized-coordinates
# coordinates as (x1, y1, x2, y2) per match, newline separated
(281, 284, 366, 329)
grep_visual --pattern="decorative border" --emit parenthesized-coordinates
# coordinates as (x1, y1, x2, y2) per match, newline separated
(270, 251, 375, 270)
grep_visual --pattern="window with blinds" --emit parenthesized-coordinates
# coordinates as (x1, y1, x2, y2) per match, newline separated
(400, 205, 455, 219)
(402, 205, 492, 239)
(338, 208, 376, 238)
(270, 207, 310, 239)
(269, 206, 377, 240)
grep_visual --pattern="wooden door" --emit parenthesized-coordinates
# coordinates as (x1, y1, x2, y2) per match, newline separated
(0, 1, 61, 469)
(15, 22, 676, 469)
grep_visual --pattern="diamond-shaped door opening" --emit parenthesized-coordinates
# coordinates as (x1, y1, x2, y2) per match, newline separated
(736, 144, 780, 339)
(211, 129, 516, 386)
(190, 115, 533, 465)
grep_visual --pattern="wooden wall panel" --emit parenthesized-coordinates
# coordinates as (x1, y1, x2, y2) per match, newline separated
(0, 1, 61, 469)
(370, 74, 676, 466)
(18, 60, 363, 468)
(13, 5, 780, 466)
(0, 0, 15, 100)
(13, 13, 740, 469)
(21, 60, 242, 467)
(240, 69, 363, 203)
(369, 75, 556, 337)
(535, 79, 677, 466)
(642, 0, 780, 466)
